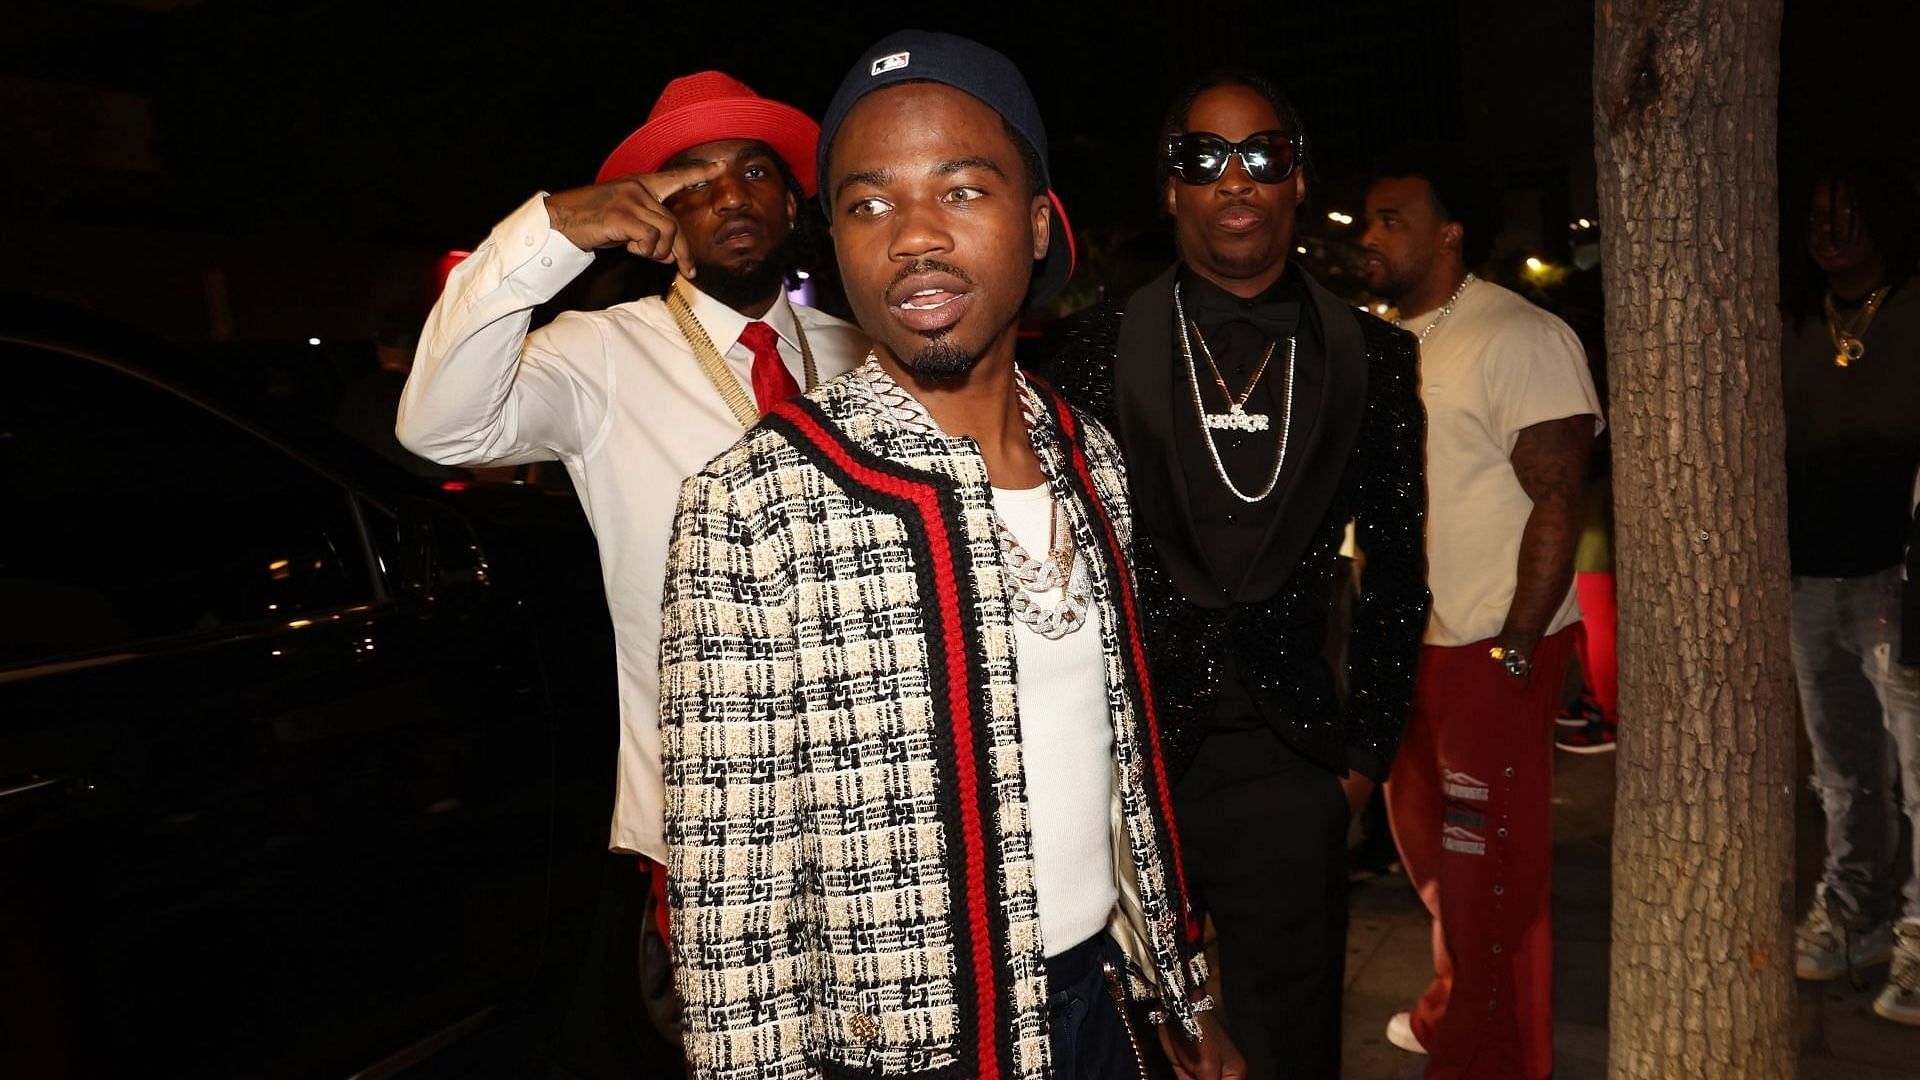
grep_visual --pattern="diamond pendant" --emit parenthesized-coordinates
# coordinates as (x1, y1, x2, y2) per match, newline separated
(1835, 337, 1864, 368)
(1204, 405, 1270, 432)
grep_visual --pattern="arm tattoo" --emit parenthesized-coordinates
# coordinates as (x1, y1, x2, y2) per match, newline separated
(547, 183, 622, 235)
(1500, 415, 1595, 646)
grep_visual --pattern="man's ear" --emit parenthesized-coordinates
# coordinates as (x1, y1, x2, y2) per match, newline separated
(1295, 173, 1309, 206)
(1031, 195, 1052, 261)
(785, 189, 799, 227)
(1165, 177, 1179, 218)
(1443, 220, 1464, 252)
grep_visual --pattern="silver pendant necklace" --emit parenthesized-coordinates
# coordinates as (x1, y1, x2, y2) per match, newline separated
(1173, 283, 1295, 504)
(858, 359, 1094, 639)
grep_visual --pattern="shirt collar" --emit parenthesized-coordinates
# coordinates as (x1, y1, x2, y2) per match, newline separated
(1177, 264, 1300, 316)
(673, 276, 800, 352)
(1176, 263, 1305, 342)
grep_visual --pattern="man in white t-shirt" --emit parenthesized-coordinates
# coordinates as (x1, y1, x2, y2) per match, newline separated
(395, 72, 867, 1057)
(1359, 149, 1602, 1080)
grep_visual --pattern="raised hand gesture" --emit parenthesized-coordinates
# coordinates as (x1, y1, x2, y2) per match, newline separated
(543, 159, 728, 276)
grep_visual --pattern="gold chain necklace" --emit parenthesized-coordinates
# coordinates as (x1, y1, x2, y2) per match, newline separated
(1172, 283, 1295, 503)
(1825, 285, 1889, 368)
(667, 279, 818, 427)
(1184, 322, 1277, 427)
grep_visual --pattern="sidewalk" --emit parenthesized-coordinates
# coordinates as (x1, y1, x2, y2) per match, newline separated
(1338, 750, 1920, 1078)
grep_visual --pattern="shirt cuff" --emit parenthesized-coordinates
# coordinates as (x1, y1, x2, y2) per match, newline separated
(488, 192, 596, 295)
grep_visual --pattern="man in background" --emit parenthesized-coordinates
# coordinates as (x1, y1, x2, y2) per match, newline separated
(395, 72, 867, 1070)
(1360, 147, 1600, 1079)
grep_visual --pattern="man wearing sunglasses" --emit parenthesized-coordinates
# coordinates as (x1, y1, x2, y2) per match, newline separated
(1039, 70, 1429, 1077)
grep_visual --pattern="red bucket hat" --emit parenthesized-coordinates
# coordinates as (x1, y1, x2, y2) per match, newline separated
(596, 71, 821, 195)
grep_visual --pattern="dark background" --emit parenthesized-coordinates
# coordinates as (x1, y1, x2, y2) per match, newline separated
(5, 0, 1915, 342)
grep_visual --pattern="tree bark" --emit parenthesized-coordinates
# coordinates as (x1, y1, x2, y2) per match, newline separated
(1593, 1, 1796, 1077)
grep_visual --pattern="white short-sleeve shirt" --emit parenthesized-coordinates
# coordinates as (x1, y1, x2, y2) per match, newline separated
(1403, 279, 1603, 647)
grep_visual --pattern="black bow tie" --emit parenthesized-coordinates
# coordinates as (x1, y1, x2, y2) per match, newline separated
(1185, 280, 1301, 341)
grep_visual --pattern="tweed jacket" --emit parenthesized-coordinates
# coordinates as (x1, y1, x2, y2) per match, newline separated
(1036, 264, 1429, 782)
(659, 361, 1208, 1080)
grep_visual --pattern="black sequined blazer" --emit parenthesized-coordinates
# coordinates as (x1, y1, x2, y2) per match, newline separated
(1035, 264, 1429, 781)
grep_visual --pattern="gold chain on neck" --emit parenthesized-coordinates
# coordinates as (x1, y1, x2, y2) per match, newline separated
(667, 278, 818, 427)
(1825, 285, 1889, 368)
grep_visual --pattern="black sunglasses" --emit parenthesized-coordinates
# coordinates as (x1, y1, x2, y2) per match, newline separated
(1166, 130, 1303, 185)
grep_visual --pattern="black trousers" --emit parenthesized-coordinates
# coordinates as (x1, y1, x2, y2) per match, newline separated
(1045, 932, 1149, 1080)
(548, 854, 682, 1079)
(1174, 724, 1349, 1079)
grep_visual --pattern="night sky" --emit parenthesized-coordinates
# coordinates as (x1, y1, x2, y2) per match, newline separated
(11, 1, 1486, 245)
(7, 0, 1917, 339)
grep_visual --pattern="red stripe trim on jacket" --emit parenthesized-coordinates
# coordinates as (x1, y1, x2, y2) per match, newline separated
(767, 400, 1004, 1080)
(1034, 382, 1199, 943)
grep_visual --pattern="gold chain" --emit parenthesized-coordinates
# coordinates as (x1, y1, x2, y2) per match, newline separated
(1825, 285, 1888, 369)
(667, 279, 818, 427)
(1183, 321, 1276, 411)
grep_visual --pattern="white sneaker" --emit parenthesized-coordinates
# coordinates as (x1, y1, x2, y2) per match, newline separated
(1874, 919, 1920, 1026)
(1386, 1011, 1428, 1055)
(1795, 888, 1893, 981)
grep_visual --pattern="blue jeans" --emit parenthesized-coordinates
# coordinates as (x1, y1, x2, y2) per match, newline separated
(1792, 566, 1920, 922)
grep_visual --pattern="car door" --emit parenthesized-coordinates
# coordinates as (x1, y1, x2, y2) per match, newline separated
(0, 340, 555, 1078)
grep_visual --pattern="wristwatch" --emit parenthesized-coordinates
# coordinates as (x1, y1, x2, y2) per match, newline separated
(1489, 644, 1531, 679)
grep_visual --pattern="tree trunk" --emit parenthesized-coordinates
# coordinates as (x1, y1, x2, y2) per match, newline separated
(1593, 1, 1796, 1077)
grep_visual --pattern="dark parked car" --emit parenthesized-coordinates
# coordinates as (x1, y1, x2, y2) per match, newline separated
(0, 295, 619, 1078)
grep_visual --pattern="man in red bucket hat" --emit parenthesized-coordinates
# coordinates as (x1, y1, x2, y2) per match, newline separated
(397, 71, 867, 1063)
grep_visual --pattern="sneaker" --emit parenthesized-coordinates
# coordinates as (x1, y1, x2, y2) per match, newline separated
(1796, 887, 1894, 981)
(1555, 691, 1603, 729)
(1874, 920, 1920, 1025)
(1385, 1011, 1428, 1055)
(1555, 718, 1618, 754)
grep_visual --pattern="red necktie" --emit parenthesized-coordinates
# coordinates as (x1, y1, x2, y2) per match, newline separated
(739, 321, 800, 415)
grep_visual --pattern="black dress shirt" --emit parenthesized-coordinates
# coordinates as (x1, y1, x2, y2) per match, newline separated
(1172, 269, 1326, 600)
(1036, 262, 1429, 783)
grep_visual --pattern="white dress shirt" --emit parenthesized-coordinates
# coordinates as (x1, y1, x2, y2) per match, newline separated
(397, 193, 867, 860)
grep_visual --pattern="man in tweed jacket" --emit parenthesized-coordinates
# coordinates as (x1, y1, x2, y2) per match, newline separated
(659, 31, 1238, 1080)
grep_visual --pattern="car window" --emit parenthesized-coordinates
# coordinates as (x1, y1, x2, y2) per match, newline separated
(0, 342, 374, 666)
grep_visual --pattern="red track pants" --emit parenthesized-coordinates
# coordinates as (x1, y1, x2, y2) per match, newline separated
(1385, 628, 1576, 1080)
(1573, 571, 1618, 724)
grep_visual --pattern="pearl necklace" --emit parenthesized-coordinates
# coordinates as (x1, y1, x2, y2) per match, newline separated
(1399, 273, 1477, 343)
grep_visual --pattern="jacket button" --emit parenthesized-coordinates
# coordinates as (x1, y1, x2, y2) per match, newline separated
(850, 1014, 880, 1043)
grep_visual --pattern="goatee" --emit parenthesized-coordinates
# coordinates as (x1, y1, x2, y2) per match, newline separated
(902, 335, 979, 379)
(690, 232, 798, 312)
